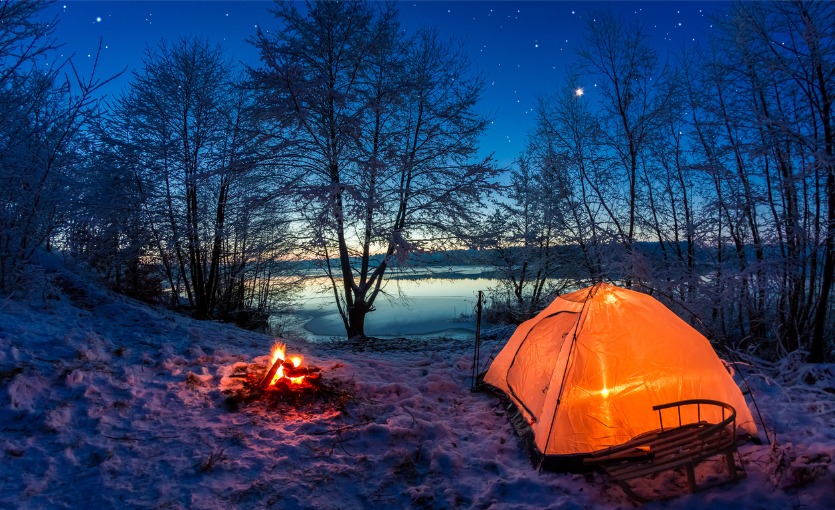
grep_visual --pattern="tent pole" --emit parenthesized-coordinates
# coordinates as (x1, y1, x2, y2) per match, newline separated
(540, 284, 600, 463)
(471, 290, 484, 391)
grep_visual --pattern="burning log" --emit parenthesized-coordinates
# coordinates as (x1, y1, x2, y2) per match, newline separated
(259, 357, 285, 389)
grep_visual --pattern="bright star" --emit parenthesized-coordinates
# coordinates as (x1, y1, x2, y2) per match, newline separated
(575, 87, 584, 97)
(96, 16, 101, 22)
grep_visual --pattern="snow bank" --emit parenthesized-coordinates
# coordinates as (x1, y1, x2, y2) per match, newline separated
(0, 265, 832, 508)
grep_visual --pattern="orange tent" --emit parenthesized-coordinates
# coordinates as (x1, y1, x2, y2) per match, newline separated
(483, 282, 758, 470)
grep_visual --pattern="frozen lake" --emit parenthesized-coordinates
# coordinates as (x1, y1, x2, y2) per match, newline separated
(284, 268, 495, 340)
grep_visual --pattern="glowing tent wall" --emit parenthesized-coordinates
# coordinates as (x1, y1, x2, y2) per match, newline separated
(483, 283, 757, 465)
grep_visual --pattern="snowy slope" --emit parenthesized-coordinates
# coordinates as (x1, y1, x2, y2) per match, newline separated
(0, 261, 832, 509)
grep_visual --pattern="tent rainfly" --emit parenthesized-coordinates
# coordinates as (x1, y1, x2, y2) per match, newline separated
(483, 282, 758, 471)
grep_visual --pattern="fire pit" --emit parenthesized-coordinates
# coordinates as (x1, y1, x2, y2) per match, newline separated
(259, 342, 321, 390)
(222, 342, 354, 414)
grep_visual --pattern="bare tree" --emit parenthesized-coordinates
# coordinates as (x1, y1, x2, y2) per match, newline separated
(487, 151, 573, 321)
(103, 37, 291, 321)
(250, 1, 496, 339)
(534, 81, 612, 280)
(471, 1, 833, 362)
(0, 0, 107, 293)
(578, 12, 666, 260)
(727, 1, 834, 361)
(65, 125, 159, 300)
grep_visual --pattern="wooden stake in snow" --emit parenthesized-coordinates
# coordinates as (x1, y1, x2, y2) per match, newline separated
(471, 290, 484, 391)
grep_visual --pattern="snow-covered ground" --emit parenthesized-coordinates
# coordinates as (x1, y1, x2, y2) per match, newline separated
(1, 259, 832, 509)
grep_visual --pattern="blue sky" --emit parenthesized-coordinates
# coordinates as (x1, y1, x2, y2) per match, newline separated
(42, 1, 729, 167)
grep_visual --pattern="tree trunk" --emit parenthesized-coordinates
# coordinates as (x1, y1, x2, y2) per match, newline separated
(347, 300, 369, 339)
(805, 0, 833, 363)
(809, 157, 833, 362)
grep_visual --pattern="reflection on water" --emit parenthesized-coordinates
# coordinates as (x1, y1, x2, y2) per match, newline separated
(288, 270, 495, 340)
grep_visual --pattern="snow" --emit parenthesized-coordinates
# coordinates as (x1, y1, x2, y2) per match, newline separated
(1, 259, 832, 509)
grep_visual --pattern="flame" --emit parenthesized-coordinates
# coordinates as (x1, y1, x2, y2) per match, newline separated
(265, 342, 309, 388)
(270, 342, 286, 365)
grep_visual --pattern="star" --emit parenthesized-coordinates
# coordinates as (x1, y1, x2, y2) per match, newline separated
(575, 87, 584, 97)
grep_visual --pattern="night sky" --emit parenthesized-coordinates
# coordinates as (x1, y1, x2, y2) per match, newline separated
(42, 1, 730, 167)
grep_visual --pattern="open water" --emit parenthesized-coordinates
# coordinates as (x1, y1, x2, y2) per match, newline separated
(286, 267, 495, 340)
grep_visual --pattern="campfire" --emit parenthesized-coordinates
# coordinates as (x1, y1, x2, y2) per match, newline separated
(259, 342, 321, 390)
(221, 340, 353, 413)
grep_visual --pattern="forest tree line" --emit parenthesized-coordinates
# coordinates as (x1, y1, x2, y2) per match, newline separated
(0, 1, 832, 362)
(487, 1, 834, 363)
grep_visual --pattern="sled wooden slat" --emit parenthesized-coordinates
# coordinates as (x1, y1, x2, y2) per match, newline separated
(584, 399, 746, 502)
